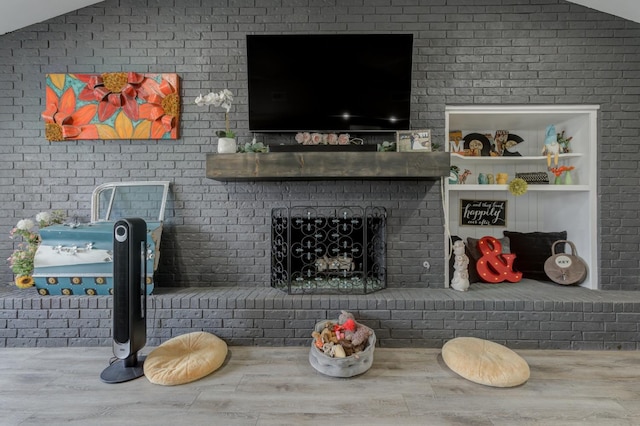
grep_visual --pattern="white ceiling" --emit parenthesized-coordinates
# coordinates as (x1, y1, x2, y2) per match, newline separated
(0, 0, 103, 35)
(0, 0, 638, 36)
(567, 0, 640, 24)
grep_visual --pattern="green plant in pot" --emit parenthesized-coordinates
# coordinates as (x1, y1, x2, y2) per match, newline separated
(195, 89, 236, 153)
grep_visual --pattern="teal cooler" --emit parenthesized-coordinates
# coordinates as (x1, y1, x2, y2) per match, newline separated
(32, 221, 162, 296)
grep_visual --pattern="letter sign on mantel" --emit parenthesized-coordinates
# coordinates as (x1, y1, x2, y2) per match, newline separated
(460, 199, 507, 227)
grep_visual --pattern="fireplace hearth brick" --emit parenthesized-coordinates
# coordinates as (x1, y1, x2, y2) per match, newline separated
(2, 282, 640, 349)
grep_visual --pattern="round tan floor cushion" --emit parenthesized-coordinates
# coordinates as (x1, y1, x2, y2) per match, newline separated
(144, 331, 227, 386)
(442, 337, 530, 387)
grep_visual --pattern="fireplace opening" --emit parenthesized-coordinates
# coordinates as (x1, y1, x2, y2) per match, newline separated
(271, 206, 386, 294)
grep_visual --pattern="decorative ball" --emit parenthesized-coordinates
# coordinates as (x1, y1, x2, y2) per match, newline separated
(508, 178, 528, 196)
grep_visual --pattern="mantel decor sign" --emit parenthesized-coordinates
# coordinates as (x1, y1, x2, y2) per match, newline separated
(460, 199, 507, 227)
(42, 73, 180, 141)
(396, 129, 431, 152)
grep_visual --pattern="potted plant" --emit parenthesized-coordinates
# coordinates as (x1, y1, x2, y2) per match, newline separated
(7, 210, 65, 288)
(195, 89, 236, 153)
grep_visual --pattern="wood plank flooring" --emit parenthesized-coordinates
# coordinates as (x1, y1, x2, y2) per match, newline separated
(0, 346, 638, 425)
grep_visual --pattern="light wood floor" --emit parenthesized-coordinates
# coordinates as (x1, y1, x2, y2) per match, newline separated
(1, 346, 639, 425)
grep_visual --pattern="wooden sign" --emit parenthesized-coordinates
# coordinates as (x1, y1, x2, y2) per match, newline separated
(460, 199, 507, 227)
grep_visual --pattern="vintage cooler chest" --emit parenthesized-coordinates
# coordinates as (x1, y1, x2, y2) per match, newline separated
(32, 181, 170, 296)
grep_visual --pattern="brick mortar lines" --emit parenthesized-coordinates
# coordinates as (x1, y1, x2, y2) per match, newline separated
(2, 0, 640, 347)
(1, 0, 640, 290)
(2, 301, 639, 349)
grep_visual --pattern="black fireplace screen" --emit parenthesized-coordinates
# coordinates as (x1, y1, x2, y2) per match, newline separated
(271, 206, 386, 294)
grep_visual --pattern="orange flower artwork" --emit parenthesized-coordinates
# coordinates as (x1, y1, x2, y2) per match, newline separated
(138, 74, 181, 139)
(42, 73, 180, 140)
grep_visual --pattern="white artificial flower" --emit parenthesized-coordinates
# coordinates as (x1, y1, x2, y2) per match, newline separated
(16, 219, 35, 231)
(337, 133, 350, 145)
(36, 212, 51, 223)
(310, 133, 323, 145)
(195, 89, 234, 135)
(196, 89, 233, 111)
(218, 89, 234, 112)
(204, 92, 218, 105)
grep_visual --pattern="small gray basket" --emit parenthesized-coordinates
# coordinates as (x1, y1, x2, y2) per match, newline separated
(308, 319, 376, 378)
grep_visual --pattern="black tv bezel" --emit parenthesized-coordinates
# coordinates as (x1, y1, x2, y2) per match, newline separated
(246, 33, 414, 133)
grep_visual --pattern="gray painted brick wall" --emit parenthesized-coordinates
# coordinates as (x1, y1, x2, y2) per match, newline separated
(0, 0, 639, 291)
(3, 287, 640, 349)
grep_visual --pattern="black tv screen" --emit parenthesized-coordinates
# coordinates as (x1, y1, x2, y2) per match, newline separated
(247, 34, 413, 133)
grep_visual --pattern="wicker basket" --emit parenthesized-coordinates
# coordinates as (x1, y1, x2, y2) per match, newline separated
(308, 319, 376, 378)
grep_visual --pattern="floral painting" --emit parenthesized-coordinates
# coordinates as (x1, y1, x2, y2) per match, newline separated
(42, 72, 180, 140)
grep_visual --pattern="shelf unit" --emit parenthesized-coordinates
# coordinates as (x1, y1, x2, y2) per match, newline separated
(444, 105, 599, 289)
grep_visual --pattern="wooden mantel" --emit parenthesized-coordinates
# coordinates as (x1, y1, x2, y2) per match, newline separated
(206, 151, 450, 181)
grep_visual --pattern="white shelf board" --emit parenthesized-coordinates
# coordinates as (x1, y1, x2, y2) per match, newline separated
(450, 153, 583, 163)
(447, 184, 590, 192)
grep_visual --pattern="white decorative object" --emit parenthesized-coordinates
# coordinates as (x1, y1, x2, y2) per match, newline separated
(195, 89, 236, 144)
(450, 240, 470, 292)
(315, 255, 355, 272)
(217, 137, 236, 154)
(295, 132, 350, 145)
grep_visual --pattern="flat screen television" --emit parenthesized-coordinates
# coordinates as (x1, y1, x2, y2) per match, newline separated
(247, 34, 413, 133)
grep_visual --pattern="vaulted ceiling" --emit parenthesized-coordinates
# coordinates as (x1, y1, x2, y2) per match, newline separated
(0, 0, 103, 36)
(568, 0, 640, 24)
(0, 0, 638, 36)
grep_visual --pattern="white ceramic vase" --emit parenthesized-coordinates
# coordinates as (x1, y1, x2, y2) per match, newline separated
(217, 137, 237, 154)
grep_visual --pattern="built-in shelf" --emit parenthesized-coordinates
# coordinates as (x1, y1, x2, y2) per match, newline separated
(444, 104, 599, 290)
(206, 152, 450, 181)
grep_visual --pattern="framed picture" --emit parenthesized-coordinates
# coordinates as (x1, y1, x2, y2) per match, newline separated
(396, 129, 431, 152)
(460, 199, 507, 227)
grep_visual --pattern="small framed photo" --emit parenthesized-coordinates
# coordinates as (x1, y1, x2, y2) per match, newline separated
(396, 129, 431, 152)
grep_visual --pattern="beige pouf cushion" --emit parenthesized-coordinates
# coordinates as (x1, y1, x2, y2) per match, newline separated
(442, 337, 530, 387)
(144, 331, 227, 386)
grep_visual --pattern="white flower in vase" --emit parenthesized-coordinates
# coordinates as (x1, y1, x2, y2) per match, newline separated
(195, 89, 235, 139)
